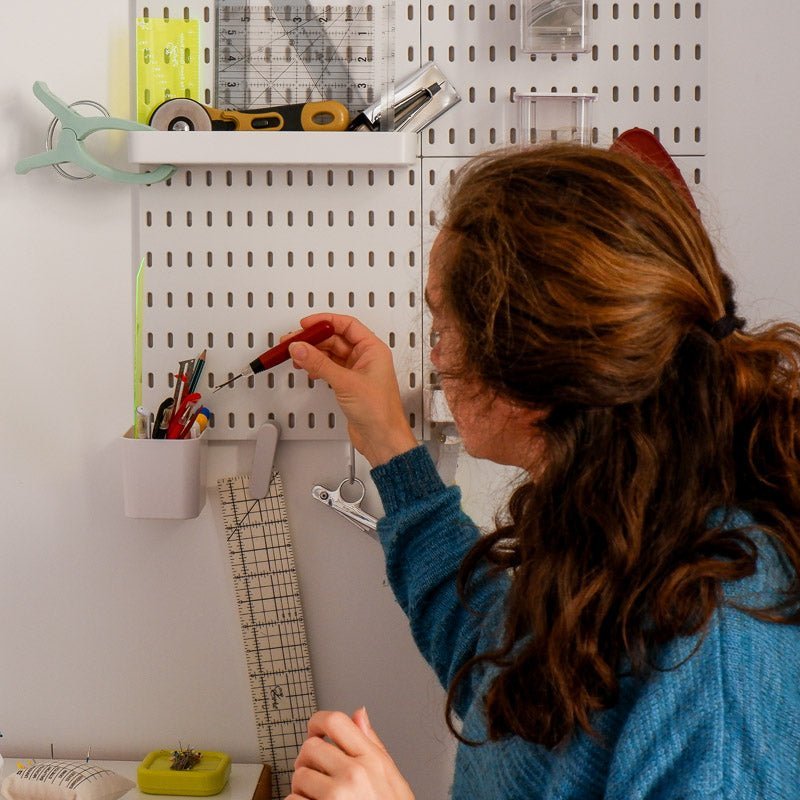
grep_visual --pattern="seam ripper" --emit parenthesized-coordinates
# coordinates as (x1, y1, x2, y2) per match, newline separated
(212, 320, 335, 392)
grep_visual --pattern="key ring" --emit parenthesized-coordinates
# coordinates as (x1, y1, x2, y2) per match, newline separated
(336, 476, 366, 505)
(46, 99, 110, 180)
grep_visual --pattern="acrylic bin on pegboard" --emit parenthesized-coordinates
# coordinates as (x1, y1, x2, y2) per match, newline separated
(121, 428, 207, 519)
(520, 0, 590, 54)
(516, 93, 596, 146)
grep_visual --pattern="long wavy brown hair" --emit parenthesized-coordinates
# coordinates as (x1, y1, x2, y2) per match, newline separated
(437, 143, 800, 748)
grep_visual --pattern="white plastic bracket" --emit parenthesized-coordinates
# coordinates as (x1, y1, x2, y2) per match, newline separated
(248, 421, 281, 499)
(426, 388, 461, 485)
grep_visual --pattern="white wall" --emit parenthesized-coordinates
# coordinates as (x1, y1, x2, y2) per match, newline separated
(0, 7, 453, 795)
(705, 3, 800, 322)
(2, 2, 799, 799)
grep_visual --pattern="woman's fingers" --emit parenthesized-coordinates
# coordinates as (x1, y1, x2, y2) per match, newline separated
(285, 315, 416, 466)
(295, 734, 353, 773)
(299, 313, 380, 349)
(305, 710, 373, 757)
(281, 314, 381, 369)
(289, 710, 415, 800)
(289, 341, 348, 386)
(287, 762, 335, 799)
(351, 707, 387, 753)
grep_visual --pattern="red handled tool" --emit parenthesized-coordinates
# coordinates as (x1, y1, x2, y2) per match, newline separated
(212, 320, 335, 392)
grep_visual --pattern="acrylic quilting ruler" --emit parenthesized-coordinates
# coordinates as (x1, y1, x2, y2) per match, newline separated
(218, 471, 316, 799)
(215, 0, 395, 113)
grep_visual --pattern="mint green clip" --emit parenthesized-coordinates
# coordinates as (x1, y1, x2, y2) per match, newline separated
(15, 81, 176, 185)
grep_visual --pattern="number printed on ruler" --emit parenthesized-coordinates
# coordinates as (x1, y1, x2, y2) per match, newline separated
(215, 2, 380, 111)
(218, 472, 317, 799)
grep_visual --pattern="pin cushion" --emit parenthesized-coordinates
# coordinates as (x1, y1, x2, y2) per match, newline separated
(137, 751, 231, 796)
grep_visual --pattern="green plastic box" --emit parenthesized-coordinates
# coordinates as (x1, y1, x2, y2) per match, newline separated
(137, 751, 232, 796)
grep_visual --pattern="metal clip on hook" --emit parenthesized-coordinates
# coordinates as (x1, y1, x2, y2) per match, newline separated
(312, 478, 378, 540)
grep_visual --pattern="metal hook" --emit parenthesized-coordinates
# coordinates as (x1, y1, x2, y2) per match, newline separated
(348, 442, 356, 485)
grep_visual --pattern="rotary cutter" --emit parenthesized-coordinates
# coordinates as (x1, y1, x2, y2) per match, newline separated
(149, 97, 350, 132)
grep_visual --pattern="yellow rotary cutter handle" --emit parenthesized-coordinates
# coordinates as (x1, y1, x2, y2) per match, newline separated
(15, 82, 176, 184)
(149, 97, 350, 132)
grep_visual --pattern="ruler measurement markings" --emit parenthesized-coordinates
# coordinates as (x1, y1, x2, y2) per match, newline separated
(216, 2, 382, 110)
(219, 473, 316, 799)
(224, 478, 279, 787)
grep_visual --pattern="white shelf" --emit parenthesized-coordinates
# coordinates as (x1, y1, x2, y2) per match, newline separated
(128, 130, 419, 166)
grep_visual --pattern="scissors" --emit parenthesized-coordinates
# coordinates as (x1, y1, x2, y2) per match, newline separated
(312, 478, 378, 539)
(15, 82, 175, 184)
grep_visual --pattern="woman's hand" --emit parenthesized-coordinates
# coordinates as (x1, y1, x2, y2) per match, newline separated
(287, 313, 418, 467)
(286, 708, 414, 800)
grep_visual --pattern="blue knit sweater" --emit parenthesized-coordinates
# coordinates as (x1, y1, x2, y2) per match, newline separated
(371, 446, 800, 800)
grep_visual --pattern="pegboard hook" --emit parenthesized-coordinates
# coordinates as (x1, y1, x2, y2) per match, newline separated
(248, 422, 281, 500)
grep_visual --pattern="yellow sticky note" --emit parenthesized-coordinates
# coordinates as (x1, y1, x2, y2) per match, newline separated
(136, 18, 201, 124)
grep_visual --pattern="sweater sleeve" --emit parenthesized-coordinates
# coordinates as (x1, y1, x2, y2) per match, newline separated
(370, 446, 508, 705)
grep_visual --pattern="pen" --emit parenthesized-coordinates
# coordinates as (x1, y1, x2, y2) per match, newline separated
(213, 320, 334, 392)
(174, 358, 195, 408)
(153, 397, 175, 439)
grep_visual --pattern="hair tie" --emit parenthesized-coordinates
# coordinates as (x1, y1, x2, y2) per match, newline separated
(708, 300, 745, 341)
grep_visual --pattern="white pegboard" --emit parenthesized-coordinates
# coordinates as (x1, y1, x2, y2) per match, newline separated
(135, 0, 707, 440)
(138, 164, 425, 439)
(421, 1, 707, 155)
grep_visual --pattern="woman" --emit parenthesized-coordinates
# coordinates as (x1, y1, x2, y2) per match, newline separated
(284, 144, 800, 799)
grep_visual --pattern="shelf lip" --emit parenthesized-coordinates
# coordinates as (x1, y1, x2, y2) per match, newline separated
(128, 130, 419, 166)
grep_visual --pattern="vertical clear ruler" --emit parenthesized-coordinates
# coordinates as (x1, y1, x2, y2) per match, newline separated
(215, 1, 395, 116)
(218, 471, 317, 800)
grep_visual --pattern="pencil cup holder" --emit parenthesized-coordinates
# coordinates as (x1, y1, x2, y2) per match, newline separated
(121, 428, 207, 519)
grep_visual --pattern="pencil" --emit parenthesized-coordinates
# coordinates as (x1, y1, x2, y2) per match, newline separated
(187, 349, 207, 394)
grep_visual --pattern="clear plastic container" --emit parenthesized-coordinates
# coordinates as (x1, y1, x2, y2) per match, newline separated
(521, 0, 590, 54)
(516, 92, 596, 145)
